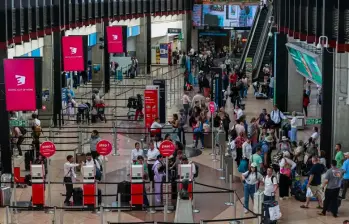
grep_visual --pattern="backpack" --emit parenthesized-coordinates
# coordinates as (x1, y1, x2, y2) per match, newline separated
(18, 126, 27, 135)
(33, 126, 42, 137)
(85, 159, 102, 181)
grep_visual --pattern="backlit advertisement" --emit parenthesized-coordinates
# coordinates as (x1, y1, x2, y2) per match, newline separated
(106, 26, 124, 53)
(197, 4, 257, 27)
(286, 44, 322, 86)
(4, 59, 37, 111)
(62, 36, 85, 71)
(144, 86, 159, 129)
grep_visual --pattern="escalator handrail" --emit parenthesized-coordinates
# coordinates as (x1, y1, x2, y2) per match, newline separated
(253, 23, 274, 80)
(238, 6, 262, 71)
(252, 4, 273, 79)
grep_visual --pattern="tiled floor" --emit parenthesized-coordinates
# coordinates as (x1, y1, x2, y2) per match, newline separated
(5, 73, 348, 224)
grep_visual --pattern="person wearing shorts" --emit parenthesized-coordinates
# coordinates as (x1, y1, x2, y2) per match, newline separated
(300, 156, 325, 209)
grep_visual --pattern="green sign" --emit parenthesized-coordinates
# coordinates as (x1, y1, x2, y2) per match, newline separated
(246, 57, 253, 72)
(179, 33, 183, 41)
(9, 120, 27, 127)
(306, 118, 322, 125)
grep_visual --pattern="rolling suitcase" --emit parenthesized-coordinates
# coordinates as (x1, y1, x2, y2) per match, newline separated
(73, 187, 83, 206)
(262, 200, 280, 224)
(117, 181, 131, 203)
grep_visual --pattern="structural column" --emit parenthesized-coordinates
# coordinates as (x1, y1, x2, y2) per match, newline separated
(41, 35, 54, 127)
(274, 33, 288, 111)
(92, 23, 104, 91)
(53, 31, 63, 127)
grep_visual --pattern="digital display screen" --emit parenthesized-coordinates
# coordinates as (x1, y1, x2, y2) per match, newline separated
(192, 4, 257, 28)
(286, 44, 322, 86)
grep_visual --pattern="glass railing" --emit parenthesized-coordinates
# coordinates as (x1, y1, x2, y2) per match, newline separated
(238, 6, 261, 71)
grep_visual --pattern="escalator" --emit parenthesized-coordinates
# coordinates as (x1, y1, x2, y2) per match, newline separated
(251, 4, 274, 81)
(238, 6, 269, 71)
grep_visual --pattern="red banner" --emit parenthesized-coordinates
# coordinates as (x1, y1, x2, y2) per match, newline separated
(144, 88, 159, 129)
(4, 58, 36, 111)
(106, 26, 124, 53)
(62, 36, 85, 71)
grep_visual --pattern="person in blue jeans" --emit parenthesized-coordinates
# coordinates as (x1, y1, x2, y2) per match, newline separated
(241, 163, 263, 214)
(194, 117, 205, 150)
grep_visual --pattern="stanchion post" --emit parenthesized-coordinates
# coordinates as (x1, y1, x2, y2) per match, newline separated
(192, 181, 200, 213)
(112, 121, 120, 156)
(117, 193, 121, 222)
(5, 206, 10, 224)
(211, 115, 218, 161)
(60, 201, 64, 224)
(46, 158, 54, 213)
(103, 159, 110, 212)
(149, 181, 156, 213)
(100, 205, 104, 224)
(78, 126, 83, 154)
(133, 81, 135, 96)
(225, 175, 233, 206)
(53, 206, 57, 223)
(169, 79, 172, 107)
(94, 182, 99, 213)
(164, 157, 169, 222)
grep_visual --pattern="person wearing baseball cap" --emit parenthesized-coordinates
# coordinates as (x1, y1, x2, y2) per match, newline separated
(341, 152, 349, 200)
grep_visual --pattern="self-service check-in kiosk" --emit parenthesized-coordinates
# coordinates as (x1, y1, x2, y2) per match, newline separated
(82, 165, 96, 206)
(31, 164, 45, 206)
(178, 164, 193, 199)
(130, 164, 143, 205)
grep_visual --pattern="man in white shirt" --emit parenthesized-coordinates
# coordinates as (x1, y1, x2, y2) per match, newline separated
(242, 138, 252, 162)
(181, 157, 197, 178)
(182, 92, 191, 115)
(234, 105, 244, 121)
(64, 155, 81, 206)
(131, 142, 144, 163)
(146, 141, 160, 185)
(311, 127, 319, 143)
(263, 167, 278, 201)
(84, 153, 101, 170)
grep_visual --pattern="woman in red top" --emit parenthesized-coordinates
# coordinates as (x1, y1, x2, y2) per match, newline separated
(235, 132, 246, 167)
(303, 90, 310, 117)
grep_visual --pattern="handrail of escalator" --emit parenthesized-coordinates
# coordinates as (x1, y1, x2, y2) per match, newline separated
(237, 6, 262, 71)
(252, 4, 273, 80)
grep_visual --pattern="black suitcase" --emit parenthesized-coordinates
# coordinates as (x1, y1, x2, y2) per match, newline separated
(25, 151, 33, 171)
(117, 181, 131, 203)
(262, 200, 279, 224)
(73, 187, 83, 206)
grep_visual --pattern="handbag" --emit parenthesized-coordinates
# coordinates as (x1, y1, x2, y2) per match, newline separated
(268, 204, 282, 221)
(238, 159, 248, 173)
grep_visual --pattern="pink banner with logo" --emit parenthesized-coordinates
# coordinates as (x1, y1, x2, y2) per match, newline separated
(62, 36, 85, 71)
(107, 26, 124, 53)
(4, 59, 36, 111)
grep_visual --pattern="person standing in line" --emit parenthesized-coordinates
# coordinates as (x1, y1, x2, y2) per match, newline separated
(334, 144, 345, 169)
(146, 141, 160, 187)
(270, 105, 286, 138)
(235, 132, 246, 167)
(131, 142, 144, 164)
(178, 110, 187, 144)
(242, 138, 252, 165)
(89, 130, 101, 159)
(263, 167, 278, 201)
(300, 156, 325, 209)
(279, 151, 296, 200)
(341, 152, 349, 200)
(31, 113, 42, 152)
(63, 155, 81, 206)
(318, 160, 343, 217)
(241, 163, 263, 214)
(152, 155, 165, 206)
(250, 147, 264, 173)
(182, 91, 191, 115)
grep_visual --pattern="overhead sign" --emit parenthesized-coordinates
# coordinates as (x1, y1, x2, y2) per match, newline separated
(96, 139, 113, 156)
(159, 140, 176, 157)
(40, 141, 56, 158)
(62, 36, 86, 71)
(4, 58, 37, 111)
(168, 28, 182, 34)
(144, 86, 159, 129)
(9, 120, 28, 127)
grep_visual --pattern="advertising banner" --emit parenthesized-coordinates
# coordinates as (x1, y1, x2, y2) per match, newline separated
(4, 58, 37, 111)
(159, 44, 168, 58)
(144, 86, 159, 129)
(62, 36, 85, 71)
(106, 26, 125, 53)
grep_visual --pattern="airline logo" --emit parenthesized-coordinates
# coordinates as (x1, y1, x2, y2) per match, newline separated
(112, 35, 118, 40)
(70, 47, 77, 55)
(15, 75, 26, 86)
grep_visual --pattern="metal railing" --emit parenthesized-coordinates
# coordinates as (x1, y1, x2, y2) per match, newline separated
(238, 5, 262, 71)
(252, 4, 274, 80)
